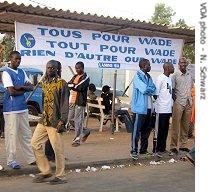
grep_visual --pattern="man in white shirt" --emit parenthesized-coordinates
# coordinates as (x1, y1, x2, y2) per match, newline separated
(154, 63, 174, 156)
(2, 51, 36, 169)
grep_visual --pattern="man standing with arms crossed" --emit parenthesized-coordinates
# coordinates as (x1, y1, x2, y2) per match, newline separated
(2, 51, 36, 169)
(170, 57, 194, 155)
(154, 63, 174, 157)
(130, 58, 156, 160)
(31, 60, 69, 184)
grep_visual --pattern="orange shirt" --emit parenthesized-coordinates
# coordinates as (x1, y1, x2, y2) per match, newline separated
(191, 85, 195, 124)
(69, 75, 82, 104)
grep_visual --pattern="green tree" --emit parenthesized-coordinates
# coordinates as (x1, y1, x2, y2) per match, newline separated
(174, 19, 195, 63)
(151, 3, 195, 63)
(182, 44, 195, 63)
(1, 34, 15, 62)
(151, 3, 175, 26)
(175, 19, 188, 28)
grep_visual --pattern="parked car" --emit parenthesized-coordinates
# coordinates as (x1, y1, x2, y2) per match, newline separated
(0, 66, 43, 116)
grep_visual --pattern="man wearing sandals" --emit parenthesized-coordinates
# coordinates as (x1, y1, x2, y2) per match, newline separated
(31, 60, 69, 184)
(2, 51, 36, 169)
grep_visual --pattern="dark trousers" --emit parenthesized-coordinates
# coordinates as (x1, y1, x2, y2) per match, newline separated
(45, 139, 55, 161)
(0, 112, 4, 134)
(156, 113, 171, 152)
(131, 109, 151, 154)
(116, 110, 133, 133)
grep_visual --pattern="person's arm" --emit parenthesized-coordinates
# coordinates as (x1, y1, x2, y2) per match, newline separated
(71, 76, 90, 92)
(15, 82, 34, 92)
(153, 77, 161, 100)
(133, 74, 147, 93)
(2, 71, 26, 96)
(59, 80, 70, 124)
(6, 86, 27, 96)
(21, 70, 34, 92)
(191, 85, 195, 97)
(145, 78, 156, 96)
(68, 75, 76, 84)
(133, 73, 156, 95)
(109, 93, 113, 101)
(171, 74, 176, 101)
(21, 82, 34, 92)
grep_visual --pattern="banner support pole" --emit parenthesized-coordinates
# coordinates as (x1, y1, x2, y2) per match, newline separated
(110, 70, 117, 134)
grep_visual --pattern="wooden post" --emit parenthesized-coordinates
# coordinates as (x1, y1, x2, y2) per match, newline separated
(68, 66, 75, 75)
(110, 70, 117, 134)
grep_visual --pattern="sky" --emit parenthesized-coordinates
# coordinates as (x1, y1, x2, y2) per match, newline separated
(0, 0, 196, 27)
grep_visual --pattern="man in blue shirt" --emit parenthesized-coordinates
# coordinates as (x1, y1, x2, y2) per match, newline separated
(130, 58, 156, 160)
(2, 51, 36, 169)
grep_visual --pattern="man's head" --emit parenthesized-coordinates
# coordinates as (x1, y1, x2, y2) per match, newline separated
(178, 57, 188, 73)
(102, 85, 110, 93)
(75, 61, 84, 75)
(163, 63, 174, 76)
(139, 58, 151, 73)
(9, 51, 21, 69)
(46, 60, 58, 78)
(56, 60, 62, 77)
(89, 83, 96, 92)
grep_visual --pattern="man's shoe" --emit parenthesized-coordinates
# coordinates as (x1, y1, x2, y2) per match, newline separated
(33, 173, 52, 183)
(179, 148, 190, 152)
(29, 161, 36, 165)
(185, 153, 195, 166)
(140, 151, 153, 157)
(156, 152, 164, 158)
(169, 148, 179, 156)
(72, 141, 80, 147)
(156, 150, 169, 158)
(48, 177, 67, 185)
(8, 161, 21, 169)
(81, 132, 90, 143)
(130, 152, 138, 160)
(72, 138, 80, 147)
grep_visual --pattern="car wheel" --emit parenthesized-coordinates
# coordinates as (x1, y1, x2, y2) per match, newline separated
(28, 105, 39, 116)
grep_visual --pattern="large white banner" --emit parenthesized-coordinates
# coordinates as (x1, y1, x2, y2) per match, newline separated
(15, 22, 183, 71)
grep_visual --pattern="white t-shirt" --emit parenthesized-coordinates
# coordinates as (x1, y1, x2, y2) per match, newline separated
(2, 67, 30, 114)
(155, 73, 173, 113)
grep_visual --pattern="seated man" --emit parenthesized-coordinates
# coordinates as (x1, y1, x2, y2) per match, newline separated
(101, 85, 112, 115)
(87, 83, 99, 114)
(88, 83, 97, 100)
(101, 85, 133, 132)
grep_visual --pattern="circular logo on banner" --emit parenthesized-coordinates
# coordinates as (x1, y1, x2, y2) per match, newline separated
(20, 33, 36, 48)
